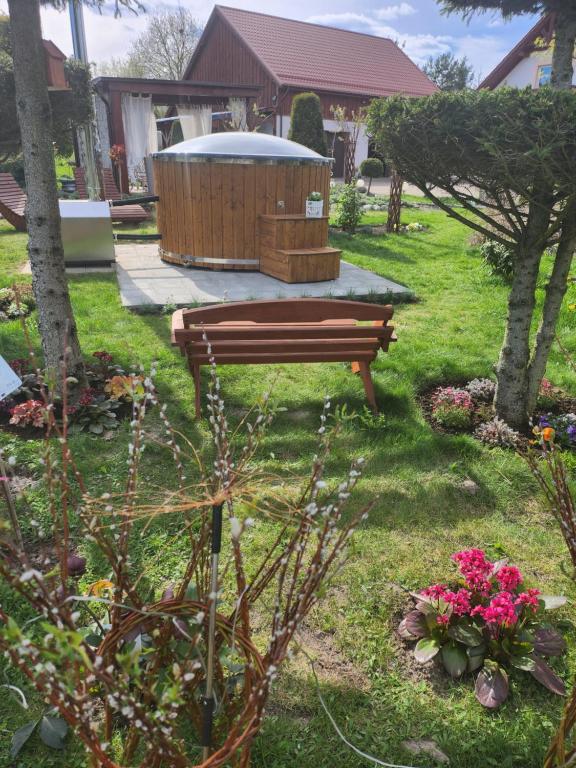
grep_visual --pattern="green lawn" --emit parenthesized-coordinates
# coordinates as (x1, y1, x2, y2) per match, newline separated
(1, 206, 576, 767)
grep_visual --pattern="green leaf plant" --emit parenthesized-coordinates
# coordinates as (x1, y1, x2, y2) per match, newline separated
(10, 712, 68, 759)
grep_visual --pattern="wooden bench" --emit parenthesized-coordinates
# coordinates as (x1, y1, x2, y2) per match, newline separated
(171, 299, 396, 419)
(0, 173, 27, 231)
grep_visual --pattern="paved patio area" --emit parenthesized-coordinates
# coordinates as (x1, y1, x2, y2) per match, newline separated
(115, 244, 411, 309)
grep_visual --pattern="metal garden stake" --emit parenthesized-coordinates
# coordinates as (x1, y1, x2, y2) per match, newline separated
(201, 502, 223, 761)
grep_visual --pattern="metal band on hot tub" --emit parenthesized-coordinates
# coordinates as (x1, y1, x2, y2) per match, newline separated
(159, 248, 259, 266)
(152, 154, 332, 166)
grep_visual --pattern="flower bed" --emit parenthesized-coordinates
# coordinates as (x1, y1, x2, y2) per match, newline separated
(399, 548, 567, 708)
(420, 377, 576, 449)
(0, 285, 35, 322)
(0, 352, 144, 437)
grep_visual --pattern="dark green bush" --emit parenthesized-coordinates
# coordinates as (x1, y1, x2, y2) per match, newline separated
(288, 92, 327, 157)
(359, 157, 384, 193)
(359, 158, 383, 179)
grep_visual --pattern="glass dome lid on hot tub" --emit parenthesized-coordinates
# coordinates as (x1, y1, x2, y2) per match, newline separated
(153, 131, 332, 165)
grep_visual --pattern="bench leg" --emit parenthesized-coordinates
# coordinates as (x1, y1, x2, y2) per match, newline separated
(352, 361, 378, 414)
(192, 363, 201, 420)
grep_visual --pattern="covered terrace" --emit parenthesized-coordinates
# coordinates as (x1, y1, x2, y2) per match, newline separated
(91, 77, 262, 192)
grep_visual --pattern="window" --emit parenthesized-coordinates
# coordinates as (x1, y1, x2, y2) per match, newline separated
(537, 64, 552, 87)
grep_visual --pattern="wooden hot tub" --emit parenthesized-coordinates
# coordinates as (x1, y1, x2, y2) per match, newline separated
(152, 132, 334, 273)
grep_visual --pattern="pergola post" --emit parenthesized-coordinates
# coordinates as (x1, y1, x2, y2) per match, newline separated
(109, 90, 129, 194)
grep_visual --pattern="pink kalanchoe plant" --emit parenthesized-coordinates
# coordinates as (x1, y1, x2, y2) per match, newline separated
(399, 548, 567, 708)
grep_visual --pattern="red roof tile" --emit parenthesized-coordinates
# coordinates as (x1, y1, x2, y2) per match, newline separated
(215, 5, 438, 98)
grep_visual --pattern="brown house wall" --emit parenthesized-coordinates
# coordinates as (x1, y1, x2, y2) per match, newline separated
(186, 17, 278, 109)
(280, 90, 374, 120)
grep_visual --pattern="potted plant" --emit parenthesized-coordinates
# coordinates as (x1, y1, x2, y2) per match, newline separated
(306, 191, 324, 218)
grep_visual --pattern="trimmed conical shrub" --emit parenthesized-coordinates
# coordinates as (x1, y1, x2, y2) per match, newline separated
(288, 92, 328, 157)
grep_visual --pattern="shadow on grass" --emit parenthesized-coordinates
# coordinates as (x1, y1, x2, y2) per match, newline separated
(253, 669, 562, 768)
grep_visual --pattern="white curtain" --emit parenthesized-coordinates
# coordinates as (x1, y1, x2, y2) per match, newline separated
(177, 105, 212, 141)
(227, 98, 248, 131)
(121, 94, 156, 184)
(149, 111, 159, 154)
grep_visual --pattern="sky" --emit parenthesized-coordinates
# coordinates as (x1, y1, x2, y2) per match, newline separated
(1, 0, 540, 81)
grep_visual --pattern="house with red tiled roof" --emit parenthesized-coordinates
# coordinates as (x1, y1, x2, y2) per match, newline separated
(479, 14, 575, 90)
(183, 5, 438, 175)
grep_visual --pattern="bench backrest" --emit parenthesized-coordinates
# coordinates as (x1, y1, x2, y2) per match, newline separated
(172, 300, 395, 363)
(0, 173, 26, 212)
(101, 168, 122, 201)
(180, 299, 393, 327)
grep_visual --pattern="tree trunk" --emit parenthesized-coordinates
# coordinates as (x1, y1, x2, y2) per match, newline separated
(7, 0, 84, 378)
(527, 203, 576, 411)
(494, 247, 542, 429)
(551, 11, 576, 90)
(494, 193, 553, 429)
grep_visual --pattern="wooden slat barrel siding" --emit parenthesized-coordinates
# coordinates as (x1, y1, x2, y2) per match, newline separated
(153, 159, 331, 270)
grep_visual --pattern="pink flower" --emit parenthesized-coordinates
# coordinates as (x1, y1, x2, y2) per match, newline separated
(421, 584, 449, 599)
(515, 588, 540, 613)
(452, 548, 492, 575)
(436, 614, 450, 626)
(9, 358, 27, 376)
(496, 565, 523, 592)
(476, 592, 518, 627)
(93, 350, 113, 365)
(464, 573, 492, 596)
(444, 588, 472, 616)
(452, 549, 493, 594)
(432, 387, 473, 410)
(78, 387, 95, 407)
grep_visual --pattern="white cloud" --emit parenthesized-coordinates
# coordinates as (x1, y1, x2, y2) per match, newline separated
(0, 0, 510, 80)
(451, 34, 511, 80)
(305, 11, 452, 64)
(374, 3, 417, 21)
(305, 9, 510, 76)
(39, 4, 149, 63)
(306, 12, 375, 30)
(36, 0, 207, 64)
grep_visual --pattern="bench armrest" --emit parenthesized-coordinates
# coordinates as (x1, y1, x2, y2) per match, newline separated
(171, 309, 186, 354)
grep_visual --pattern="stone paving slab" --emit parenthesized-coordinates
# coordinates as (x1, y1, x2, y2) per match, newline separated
(114, 244, 411, 309)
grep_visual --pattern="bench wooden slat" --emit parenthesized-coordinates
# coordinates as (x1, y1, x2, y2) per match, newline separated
(0, 173, 27, 231)
(73, 167, 88, 199)
(75, 167, 150, 222)
(173, 325, 394, 342)
(185, 339, 382, 355)
(186, 351, 378, 365)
